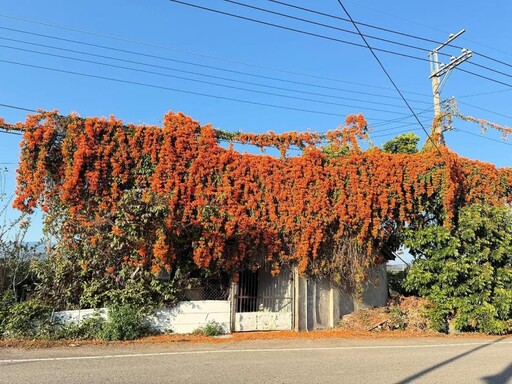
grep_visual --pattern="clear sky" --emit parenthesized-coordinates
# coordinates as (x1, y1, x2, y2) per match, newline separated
(0, 0, 511, 242)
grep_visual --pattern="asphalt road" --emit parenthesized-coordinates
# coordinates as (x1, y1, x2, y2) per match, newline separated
(0, 337, 511, 383)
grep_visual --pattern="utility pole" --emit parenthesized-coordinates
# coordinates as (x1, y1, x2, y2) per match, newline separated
(429, 29, 472, 144)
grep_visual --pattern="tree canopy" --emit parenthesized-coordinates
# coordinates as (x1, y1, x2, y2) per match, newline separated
(382, 132, 420, 154)
(405, 203, 512, 334)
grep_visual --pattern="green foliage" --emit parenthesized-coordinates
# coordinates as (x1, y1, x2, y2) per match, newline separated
(321, 143, 349, 159)
(98, 304, 150, 341)
(382, 132, 420, 154)
(32, 190, 181, 310)
(192, 320, 225, 336)
(0, 172, 40, 300)
(52, 312, 105, 340)
(0, 291, 16, 336)
(388, 306, 408, 330)
(388, 269, 410, 297)
(404, 203, 512, 334)
(2, 298, 52, 339)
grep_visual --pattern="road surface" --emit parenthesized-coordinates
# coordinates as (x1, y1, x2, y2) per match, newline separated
(1, 336, 511, 383)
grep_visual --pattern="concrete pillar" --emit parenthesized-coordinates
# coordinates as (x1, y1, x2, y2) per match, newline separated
(329, 282, 340, 328)
(229, 281, 238, 333)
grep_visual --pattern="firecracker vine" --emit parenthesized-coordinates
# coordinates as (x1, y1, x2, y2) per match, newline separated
(8, 110, 512, 284)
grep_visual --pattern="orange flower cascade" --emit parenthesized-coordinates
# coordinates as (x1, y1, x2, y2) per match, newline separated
(11, 111, 512, 275)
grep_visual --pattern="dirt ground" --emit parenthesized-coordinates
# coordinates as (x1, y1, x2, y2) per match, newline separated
(0, 326, 500, 350)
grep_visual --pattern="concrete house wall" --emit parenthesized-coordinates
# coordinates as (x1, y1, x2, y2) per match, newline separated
(295, 263, 388, 331)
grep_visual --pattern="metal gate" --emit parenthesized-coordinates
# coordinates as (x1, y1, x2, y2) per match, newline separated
(234, 267, 293, 331)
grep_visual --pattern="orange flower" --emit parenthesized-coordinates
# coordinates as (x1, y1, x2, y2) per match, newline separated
(111, 226, 122, 236)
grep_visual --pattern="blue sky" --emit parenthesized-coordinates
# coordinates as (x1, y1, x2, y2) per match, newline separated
(0, 0, 511, 242)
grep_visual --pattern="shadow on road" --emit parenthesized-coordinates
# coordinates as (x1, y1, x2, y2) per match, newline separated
(394, 337, 509, 384)
(481, 363, 512, 384)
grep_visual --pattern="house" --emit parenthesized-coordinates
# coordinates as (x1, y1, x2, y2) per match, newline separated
(232, 249, 393, 332)
(54, 251, 394, 334)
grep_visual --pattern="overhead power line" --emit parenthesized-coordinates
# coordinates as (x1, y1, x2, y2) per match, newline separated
(457, 101, 512, 121)
(229, 0, 512, 81)
(0, 59, 388, 118)
(454, 128, 512, 147)
(371, 128, 422, 139)
(457, 68, 512, 88)
(0, 27, 431, 104)
(0, 13, 431, 97)
(0, 37, 422, 110)
(168, 1, 512, 89)
(266, 0, 448, 46)
(0, 129, 23, 136)
(223, 0, 439, 55)
(168, 0, 435, 63)
(334, 1, 441, 154)
(0, 103, 37, 113)
(265, 0, 512, 70)
(3, 6, 511, 89)
(1, 44, 416, 115)
(371, 105, 435, 128)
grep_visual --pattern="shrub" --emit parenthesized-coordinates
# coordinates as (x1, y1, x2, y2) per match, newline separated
(388, 306, 407, 330)
(0, 291, 15, 336)
(98, 304, 150, 341)
(2, 298, 51, 339)
(405, 203, 512, 335)
(52, 312, 105, 340)
(192, 320, 225, 337)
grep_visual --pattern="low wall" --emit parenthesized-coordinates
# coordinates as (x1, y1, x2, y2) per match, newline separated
(53, 300, 231, 335)
(148, 301, 231, 334)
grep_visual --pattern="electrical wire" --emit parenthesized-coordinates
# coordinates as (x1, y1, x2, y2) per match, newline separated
(266, 0, 512, 70)
(334, 0, 442, 154)
(0, 12, 431, 95)
(0, 128, 23, 136)
(0, 60, 380, 118)
(456, 68, 512, 88)
(371, 128, 422, 139)
(0, 27, 432, 104)
(454, 128, 512, 146)
(0, 37, 421, 110)
(0, 103, 37, 113)
(168, 0, 434, 63)
(466, 62, 512, 80)
(168, 1, 512, 90)
(266, 0, 448, 46)
(0, 44, 415, 115)
(457, 101, 512, 121)
(224, 0, 439, 55)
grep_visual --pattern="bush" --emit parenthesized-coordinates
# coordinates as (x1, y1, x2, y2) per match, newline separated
(98, 304, 150, 341)
(388, 269, 409, 297)
(388, 306, 408, 330)
(405, 203, 512, 335)
(0, 291, 16, 336)
(2, 298, 52, 339)
(192, 320, 225, 337)
(52, 312, 105, 340)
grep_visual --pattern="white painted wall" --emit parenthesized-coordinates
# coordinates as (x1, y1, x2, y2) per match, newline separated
(147, 301, 231, 334)
(53, 308, 108, 324)
(53, 300, 231, 335)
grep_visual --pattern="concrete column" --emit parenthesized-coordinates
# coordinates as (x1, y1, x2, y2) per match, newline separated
(229, 281, 238, 333)
(293, 266, 299, 332)
(329, 282, 340, 328)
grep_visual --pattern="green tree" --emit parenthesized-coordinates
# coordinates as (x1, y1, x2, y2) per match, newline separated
(404, 203, 512, 334)
(0, 168, 39, 300)
(382, 132, 420, 154)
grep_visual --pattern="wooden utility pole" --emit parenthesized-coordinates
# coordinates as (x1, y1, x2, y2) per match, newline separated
(429, 30, 472, 144)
